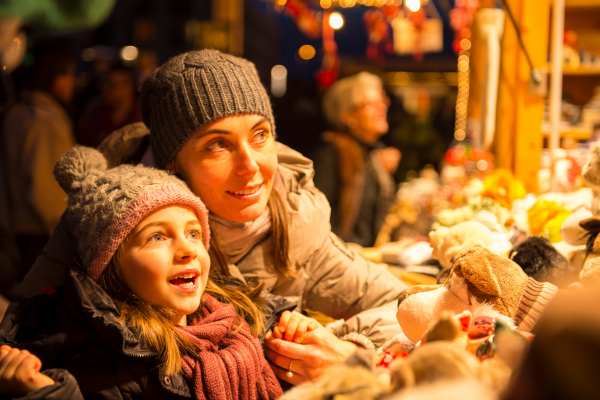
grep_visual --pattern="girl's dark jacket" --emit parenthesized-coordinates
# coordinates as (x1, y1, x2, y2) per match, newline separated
(0, 266, 294, 400)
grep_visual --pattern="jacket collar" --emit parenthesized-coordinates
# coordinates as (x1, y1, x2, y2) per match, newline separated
(63, 266, 153, 357)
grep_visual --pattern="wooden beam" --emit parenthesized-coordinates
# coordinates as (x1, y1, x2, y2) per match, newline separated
(495, 0, 551, 193)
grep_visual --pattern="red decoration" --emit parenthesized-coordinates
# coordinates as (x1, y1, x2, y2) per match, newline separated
(377, 352, 399, 368)
(363, 9, 395, 63)
(274, 0, 322, 39)
(41, 286, 57, 296)
(449, 0, 479, 54)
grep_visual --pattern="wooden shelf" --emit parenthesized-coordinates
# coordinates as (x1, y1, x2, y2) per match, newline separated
(549, 67, 600, 76)
(565, 0, 600, 8)
(542, 124, 594, 140)
(562, 68, 600, 76)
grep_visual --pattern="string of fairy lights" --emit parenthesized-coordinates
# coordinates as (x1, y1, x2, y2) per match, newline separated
(320, 0, 404, 8)
(455, 39, 472, 142)
(274, 0, 472, 143)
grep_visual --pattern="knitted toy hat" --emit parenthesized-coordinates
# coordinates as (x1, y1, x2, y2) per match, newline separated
(141, 49, 275, 169)
(53, 145, 211, 281)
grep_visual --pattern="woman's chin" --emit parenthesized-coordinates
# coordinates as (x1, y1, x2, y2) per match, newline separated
(224, 201, 269, 223)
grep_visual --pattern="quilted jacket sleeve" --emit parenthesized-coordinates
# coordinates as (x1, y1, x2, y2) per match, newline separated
(301, 233, 407, 348)
(4, 369, 85, 400)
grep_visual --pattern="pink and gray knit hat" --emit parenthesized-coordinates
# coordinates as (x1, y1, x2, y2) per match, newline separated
(53, 145, 211, 281)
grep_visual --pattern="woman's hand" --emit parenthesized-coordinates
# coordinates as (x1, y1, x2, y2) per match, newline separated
(264, 325, 359, 385)
(0, 345, 55, 397)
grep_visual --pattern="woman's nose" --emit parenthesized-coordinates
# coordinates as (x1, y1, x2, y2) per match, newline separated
(235, 144, 259, 176)
(175, 238, 197, 262)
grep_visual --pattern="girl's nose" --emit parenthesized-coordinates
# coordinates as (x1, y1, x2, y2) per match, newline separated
(175, 238, 197, 262)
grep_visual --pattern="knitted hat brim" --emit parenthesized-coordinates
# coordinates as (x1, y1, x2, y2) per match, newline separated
(88, 184, 211, 281)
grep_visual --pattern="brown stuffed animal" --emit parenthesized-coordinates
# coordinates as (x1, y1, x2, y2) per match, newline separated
(396, 246, 558, 343)
(390, 341, 511, 394)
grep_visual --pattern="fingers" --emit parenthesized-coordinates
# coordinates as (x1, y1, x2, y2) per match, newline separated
(264, 346, 293, 371)
(264, 332, 321, 368)
(284, 317, 300, 343)
(275, 311, 314, 343)
(293, 319, 309, 344)
(0, 347, 22, 378)
(15, 356, 54, 391)
(273, 311, 291, 340)
(268, 362, 307, 385)
(0, 349, 31, 384)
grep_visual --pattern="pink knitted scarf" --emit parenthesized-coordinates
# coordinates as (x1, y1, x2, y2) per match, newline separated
(178, 295, 282, 400)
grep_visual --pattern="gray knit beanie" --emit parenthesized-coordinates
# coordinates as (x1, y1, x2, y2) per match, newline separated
(54, 145, 211, 281)
(141, 49, 275, 169)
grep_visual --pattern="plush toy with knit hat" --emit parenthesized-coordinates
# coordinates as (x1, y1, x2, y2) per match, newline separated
(396, 246, 558, 343)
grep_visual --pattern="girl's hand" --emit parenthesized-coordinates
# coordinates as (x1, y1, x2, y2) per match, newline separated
(0, 345, 55, 397)
(272, 311, 319, 344)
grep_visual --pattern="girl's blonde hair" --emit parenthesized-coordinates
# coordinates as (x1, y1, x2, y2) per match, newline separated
(97, 237, 265, 376)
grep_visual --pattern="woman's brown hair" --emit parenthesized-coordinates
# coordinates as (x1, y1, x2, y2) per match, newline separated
(98, 245, 265, 377)
(267, 188, 295, 279)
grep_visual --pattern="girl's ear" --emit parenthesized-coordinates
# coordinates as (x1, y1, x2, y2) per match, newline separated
(165, 160, 177, 174)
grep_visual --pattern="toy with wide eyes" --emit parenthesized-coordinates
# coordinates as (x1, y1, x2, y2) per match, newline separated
(469, 316, 495, 339)
(395, 245, 558, 343)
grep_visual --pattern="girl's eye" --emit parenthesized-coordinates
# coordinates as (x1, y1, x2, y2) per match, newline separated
(187, 230, 201, 240)
(148, 233, 164, 242)
(206, 138, 227, 151)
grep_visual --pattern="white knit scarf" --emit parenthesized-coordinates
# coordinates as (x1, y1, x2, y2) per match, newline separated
(209, 209, 272, 264)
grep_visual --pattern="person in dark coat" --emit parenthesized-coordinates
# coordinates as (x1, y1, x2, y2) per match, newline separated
(313, 72, 401, 247)
(0, 146, 286, 400)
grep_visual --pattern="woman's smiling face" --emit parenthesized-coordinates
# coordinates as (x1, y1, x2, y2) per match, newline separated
(169, 114, 278, 223)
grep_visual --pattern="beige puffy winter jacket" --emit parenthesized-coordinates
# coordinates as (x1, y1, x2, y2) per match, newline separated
(13, 122, 407, 348)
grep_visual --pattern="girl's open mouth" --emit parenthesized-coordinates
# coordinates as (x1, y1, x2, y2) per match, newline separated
(168, 272, 199, 291)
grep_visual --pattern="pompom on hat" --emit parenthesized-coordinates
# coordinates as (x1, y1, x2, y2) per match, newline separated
(54, 145, 211, 281)
(141, 49, 275, 170)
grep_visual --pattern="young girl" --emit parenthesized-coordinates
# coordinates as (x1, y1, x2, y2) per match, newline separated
(0, 145, 283, 399)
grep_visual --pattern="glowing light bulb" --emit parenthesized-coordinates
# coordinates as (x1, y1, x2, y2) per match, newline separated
(329, 12, 344, 29)
(120, 46, 138, 62)
(298, 45, 316, 60)
(406, 0, 420, 12)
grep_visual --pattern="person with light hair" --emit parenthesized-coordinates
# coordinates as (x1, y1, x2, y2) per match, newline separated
(313, 72, 401, 247)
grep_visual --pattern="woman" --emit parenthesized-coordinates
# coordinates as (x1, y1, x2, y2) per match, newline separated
(313, 72, 401, 247)
(10, 50, 407, 385)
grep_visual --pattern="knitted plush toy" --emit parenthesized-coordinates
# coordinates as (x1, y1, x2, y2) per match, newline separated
(429, 221, 511, 269)
(508, 236, 578, 289)
(396, 246, 558, 343)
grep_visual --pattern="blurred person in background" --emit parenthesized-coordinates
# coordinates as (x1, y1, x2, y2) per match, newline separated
(77, 65, 141, 148)
(0, 39, 76, 280)
(312, 72, 401, 247)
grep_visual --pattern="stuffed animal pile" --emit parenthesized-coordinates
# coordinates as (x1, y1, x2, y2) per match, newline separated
(284, 140, 600, 400)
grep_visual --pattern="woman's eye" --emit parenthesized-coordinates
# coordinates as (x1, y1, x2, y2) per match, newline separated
(206, 139, 227, 151)
(252, 130, 268, 143)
